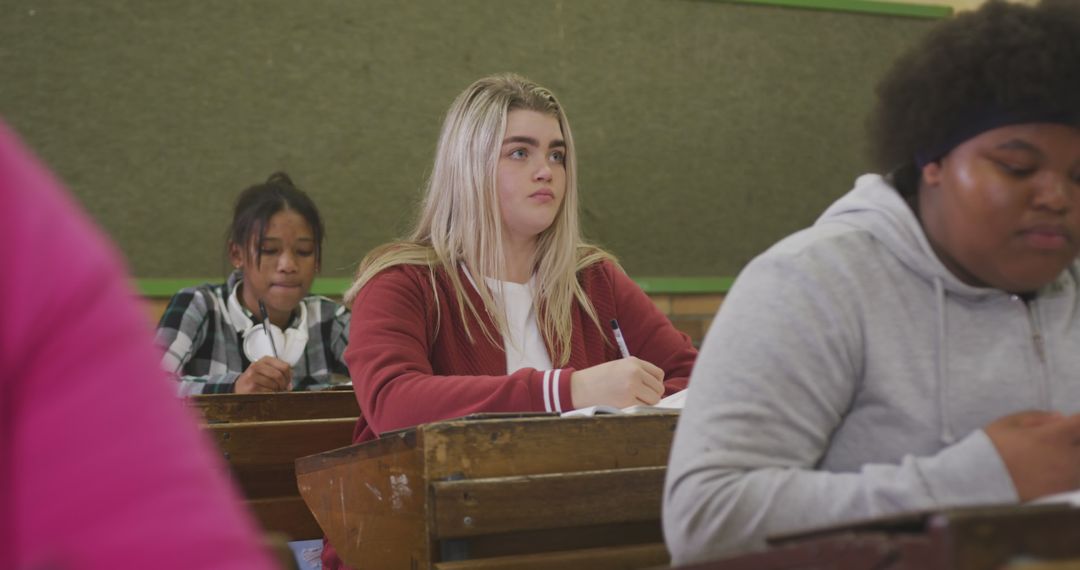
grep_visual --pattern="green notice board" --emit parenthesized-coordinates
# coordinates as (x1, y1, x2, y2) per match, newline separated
(0, 0, 938, 283)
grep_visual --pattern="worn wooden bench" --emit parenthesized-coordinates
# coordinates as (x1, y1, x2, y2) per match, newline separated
(297, 413, 678, 569)
(192, 391, 359, 540)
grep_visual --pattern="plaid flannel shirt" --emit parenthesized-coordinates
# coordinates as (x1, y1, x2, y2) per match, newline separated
(155, 271, 351, 395)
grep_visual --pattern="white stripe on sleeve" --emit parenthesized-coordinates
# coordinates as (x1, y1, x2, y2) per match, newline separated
(552, 369, 563, 412)
(542, 369, 552, 412)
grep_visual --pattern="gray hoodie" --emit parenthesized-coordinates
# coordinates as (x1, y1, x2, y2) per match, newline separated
(663, 174, 1080, 565)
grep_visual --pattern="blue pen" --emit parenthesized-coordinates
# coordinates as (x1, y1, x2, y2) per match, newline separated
(610, 319, 631, 359)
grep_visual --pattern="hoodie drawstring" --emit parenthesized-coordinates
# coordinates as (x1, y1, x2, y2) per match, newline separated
(934, 277, 955, 444)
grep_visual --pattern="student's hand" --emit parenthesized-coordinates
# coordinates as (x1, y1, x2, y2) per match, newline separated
(984, 410, 1080, 501)
(570, 357, 665, 409)
(234, 357, 293, 394)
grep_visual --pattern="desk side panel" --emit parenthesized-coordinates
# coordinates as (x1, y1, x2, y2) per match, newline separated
(431, 466, 666, 538)
(432, 542, 670, 570)
(297, 441, 430, 569)
(208, 418, 357, 468)
(460, 521, 663, 560)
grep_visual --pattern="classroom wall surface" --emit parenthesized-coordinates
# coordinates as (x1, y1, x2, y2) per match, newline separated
(0, 0, 939, 280)
(898, 0, 1009, 11)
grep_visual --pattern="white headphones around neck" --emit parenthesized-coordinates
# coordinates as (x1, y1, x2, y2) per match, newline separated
(227, 283, 308, 366)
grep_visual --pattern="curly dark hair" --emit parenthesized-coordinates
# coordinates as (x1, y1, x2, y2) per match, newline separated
(869, 0, 1080, 195)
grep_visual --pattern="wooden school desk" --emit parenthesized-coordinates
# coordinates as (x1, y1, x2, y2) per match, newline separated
(681, 504, 1080, 570)
(190, 388, 359, 423)
(296, 413, 678, 569)
(191, 390, 359, 540)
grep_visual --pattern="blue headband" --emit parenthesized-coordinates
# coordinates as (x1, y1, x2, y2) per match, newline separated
(914, 109, 1077, 169)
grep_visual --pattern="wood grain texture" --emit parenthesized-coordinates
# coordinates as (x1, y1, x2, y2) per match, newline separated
(420, 415, 678, 480)
(299, 414, 678, 569)
(460, 521, 664, 560)
(297, 441, 430, 569)
(431, 466, 666, 538)
(202, 414, 357, 541)
(692, 505, 1080, 570)
(433, 543, 670, 570)
(208, 417, 356, 467)
(192, 390, 359, 423)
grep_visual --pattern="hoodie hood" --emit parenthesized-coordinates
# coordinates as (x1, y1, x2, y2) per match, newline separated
(816, 174, 1004, 301)
(816, 174, 1005, 444)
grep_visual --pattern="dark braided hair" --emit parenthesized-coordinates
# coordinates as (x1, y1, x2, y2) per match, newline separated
(227, 172, 325, 269)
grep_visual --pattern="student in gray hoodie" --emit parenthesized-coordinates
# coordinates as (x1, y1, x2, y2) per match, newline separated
(663, 0, 1080, 564)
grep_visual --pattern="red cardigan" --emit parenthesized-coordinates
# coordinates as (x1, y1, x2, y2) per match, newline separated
(345, 260, 698, 444)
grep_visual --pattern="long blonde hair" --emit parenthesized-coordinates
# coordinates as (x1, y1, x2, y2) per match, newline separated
(345, 73, 614, 365)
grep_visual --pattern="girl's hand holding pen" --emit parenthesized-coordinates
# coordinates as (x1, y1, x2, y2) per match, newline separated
(570, 357, 665, 409)
(237, 299, 292, 393)
(234, 356, 293, 394)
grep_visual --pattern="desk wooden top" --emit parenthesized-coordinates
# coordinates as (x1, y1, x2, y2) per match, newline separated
(190, 389, 359, 423)
(296, 412, 678, 480)
(683, 504, 1080, 570)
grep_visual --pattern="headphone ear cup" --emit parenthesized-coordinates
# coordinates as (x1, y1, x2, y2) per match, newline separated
(277, 324, 307, 365)
(243, 324, 286, 363)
